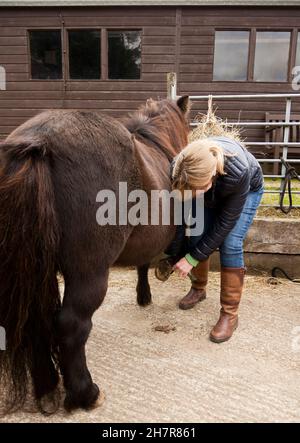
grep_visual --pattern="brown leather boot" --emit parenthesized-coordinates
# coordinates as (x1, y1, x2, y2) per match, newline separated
(179, 258, 210, 310)
(210, 267, 245, 343)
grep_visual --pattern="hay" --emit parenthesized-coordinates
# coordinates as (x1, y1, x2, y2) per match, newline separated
(189, 95, 243, 143)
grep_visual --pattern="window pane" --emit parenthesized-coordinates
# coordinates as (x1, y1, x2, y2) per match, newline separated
(254, 32, 290, 82)
(213, 31, 249, 81)
(69, 30, 101, 79)
(296, 32, 300, 67)
(29, 30, 62, 80)
(108, 30, 141, 79)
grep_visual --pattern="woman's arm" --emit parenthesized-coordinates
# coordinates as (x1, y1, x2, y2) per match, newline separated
(187, 171, 251, 263)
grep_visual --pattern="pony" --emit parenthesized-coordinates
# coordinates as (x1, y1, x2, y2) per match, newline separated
(0, 96, 190, 413)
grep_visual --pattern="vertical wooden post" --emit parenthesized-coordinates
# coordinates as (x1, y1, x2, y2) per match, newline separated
(167, 72, 177, 100)
(101, 28, 108, 80)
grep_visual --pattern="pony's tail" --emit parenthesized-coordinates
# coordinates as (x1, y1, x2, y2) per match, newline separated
(0, 140, 61, 413)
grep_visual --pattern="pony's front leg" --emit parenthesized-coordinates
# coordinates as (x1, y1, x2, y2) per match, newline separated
(136, 264, 152, 306)
(57, 269, 109, 411)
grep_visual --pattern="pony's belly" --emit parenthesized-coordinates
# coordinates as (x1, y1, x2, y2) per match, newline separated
(115, 224, 176, 266)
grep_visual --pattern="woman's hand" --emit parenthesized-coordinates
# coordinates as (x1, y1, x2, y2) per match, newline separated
(173, 257, 193, 278)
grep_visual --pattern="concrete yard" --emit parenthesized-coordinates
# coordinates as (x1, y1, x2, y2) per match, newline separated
(1, 267, 300, 423)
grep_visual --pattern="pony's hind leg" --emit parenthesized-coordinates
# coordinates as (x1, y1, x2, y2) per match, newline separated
(136, 264, 152, 306)
(57, 269, 109, 411)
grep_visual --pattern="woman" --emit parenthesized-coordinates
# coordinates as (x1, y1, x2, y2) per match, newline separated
(156, 136, 264, 343)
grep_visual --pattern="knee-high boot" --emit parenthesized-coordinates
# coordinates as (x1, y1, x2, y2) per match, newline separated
(210, 267, 245, 343)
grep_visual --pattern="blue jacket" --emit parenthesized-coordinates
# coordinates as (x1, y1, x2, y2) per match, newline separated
(170, 136, 264, 262)
(168, 137, 263, 260)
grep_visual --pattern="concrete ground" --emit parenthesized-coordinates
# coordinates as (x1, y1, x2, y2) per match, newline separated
(1, 267, 300, 423)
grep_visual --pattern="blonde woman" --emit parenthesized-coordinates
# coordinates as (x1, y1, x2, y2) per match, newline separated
(156, 136, 264, 343)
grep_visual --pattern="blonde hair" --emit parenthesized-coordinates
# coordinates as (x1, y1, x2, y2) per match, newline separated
(171, 138, 225, 192)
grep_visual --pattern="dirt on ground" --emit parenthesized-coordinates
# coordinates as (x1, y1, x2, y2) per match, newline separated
(1, 267, 300, 423)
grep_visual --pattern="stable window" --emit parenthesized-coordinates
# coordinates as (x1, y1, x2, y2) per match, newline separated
(296, 32, 300, 66)
(68, 30, 101, 79)
(253, 31, 290, 82)
(108, 30, 141, 79)
(213, 31, 250, 81)
(29, 30, 62, 79)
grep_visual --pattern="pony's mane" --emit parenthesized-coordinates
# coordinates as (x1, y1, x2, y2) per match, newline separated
(122, 99, 188, 161)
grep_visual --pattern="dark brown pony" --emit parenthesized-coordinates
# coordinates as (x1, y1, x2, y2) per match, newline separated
(0, 96, 190, 413)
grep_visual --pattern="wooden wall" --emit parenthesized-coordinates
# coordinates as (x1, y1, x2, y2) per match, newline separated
(0, 6, 177, 139)
(0, 5, 300, 145)
(179, 7, 300, 143)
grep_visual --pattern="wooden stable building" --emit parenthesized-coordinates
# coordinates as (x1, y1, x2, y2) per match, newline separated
(0, 0, 300, 160)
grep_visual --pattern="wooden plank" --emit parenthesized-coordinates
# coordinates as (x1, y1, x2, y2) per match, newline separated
(0, 7, 175, 18)
(5, 81, 64, 91)
(5, 73, 31, 81)
(0, 18, 62, 27)
(181, 27, 215, 37)
(181, 16, 300, 27)
(144, 27, 176, 36)
(181, 36, 214, 46)
(0, 90, 64, 100)
(143, 54, 175, 64)
(0, 55, 28, 64)
(143, 64, 175, 73)
(0, 46, 27, 55)
(66, 80, 166, 91)
(179, 74, 210, 83)
(0, 108, 49, 117)
(63, 100, 153, 109)
(0, 126, 21, 134)
(0, 28, 26, 37)
(62, 17, 176, 27)
(0, 37, 27, 46)
(0, 116, 39, 125)
(64, 91, 163, 101)
(180, 55, 214, 64)
(180, 46, 214, 55)
(180, 64, 212, 74)
(0, 100, 64, 109)
(143, 36, 175, 46)
(183, 6, 300, 18)
(2, 64, 28, 73)
(143, 45, 175, 55)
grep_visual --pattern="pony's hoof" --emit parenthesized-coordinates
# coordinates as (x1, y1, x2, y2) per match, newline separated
(137, 290, 152, 306)
(137, 297, 152, 307)
(87, 390, 106, 410)
(64, 383, 101, 412)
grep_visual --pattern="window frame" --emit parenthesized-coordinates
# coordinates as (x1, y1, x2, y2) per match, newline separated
(212, 28, 252, 82)
(213, 27, 297, 84)
(107, 28, 143, 81)
(291, 29, 300, 74)
(27, 26, 143, 82)
(66, 28, 102, 81)
(27, 28, 64, 81)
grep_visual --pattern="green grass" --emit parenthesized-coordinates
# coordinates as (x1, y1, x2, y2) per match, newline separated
(258, 177, 300, 218)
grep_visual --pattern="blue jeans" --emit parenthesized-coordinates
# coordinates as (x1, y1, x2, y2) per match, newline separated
(187, 186, 264, 268)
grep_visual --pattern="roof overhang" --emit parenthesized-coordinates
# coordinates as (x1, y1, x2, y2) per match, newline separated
(1, 1, 300, 7)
